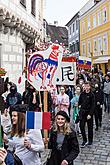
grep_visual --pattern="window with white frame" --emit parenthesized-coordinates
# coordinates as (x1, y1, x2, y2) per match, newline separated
(93, 15, 97, 28)
(94, 39, 97, 52)
(98, 11, 101, 26)
(82, 21, 85, 34)
(98, 37, 102, 52)
(69, 26, 71, 35)
(76, 19, 78, 31)
(88, 18, 91, 31)
(73, 23, 75, 33)
(31, 0, 36, 16)
(103, 7, 107, 23)
(109, 4, 110, 20)
(82, 42, 86, 56)
(88, 41, 91, 56)
(103, 34, 108, 51)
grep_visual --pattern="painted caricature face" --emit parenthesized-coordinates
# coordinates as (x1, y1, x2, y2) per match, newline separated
(56, 115, 66, 127)
(12, 111, 18, 125)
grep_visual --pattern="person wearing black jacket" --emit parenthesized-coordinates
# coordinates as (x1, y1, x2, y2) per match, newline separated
(22, 85, 40, 111)
(94, 84, 103, 131)
(78, 81, 95, 148)
(47, 111, 79, 165)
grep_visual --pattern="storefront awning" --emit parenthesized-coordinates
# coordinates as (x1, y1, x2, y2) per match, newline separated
(94, 56, 110, 64)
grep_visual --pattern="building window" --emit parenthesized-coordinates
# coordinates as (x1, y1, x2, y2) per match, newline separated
(75, 41, 79, 52)
(103, 34, 108, 51)
(98, 11, 101, 26)
(88, 41, 91, 56)
(73, 23, 75, 33)
(31, 0, 36, 16)
(93, 15, 97, 28)
(94, 39, 97, 53)
(98, 37, 102, 52)
(88, 18, 91, 31)
(69, 26, 71, 35)
(20, 0, 26, 8)
(103, 7, 107, 23)
(82, 42, 86, 56)
(82, 21, 85, 34)
(76, 20, 78, 31)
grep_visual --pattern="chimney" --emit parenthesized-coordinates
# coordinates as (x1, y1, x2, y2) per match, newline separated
(94, 0, 101, 4)
(54, 21, 58, 26)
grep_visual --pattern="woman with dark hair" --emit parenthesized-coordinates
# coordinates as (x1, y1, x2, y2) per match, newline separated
(47, 111, 79, 165)
(2, 82, 12, 102)
(4, 107, 44, 165)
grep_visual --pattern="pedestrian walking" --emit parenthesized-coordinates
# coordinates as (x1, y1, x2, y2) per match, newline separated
(103, 74, 110, 113)
(78, 81, 95, 147)
(71, 85, 81, 134)
(55, 86, 69, 115)
(94, 83, 103, 131)
(47, 111, 79, 165)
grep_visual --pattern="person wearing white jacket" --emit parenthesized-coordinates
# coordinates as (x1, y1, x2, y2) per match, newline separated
(5, 107, 44, 165)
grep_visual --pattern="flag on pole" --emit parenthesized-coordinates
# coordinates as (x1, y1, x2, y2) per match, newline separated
(26, 112, 51, 130)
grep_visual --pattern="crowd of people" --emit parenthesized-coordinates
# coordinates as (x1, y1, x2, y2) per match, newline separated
(0, 68, 110, 165)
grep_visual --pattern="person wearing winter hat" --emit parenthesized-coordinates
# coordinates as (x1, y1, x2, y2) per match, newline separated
(47, 111, 79, 165)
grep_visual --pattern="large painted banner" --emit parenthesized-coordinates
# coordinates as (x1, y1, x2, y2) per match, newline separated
(27, 44, 76, 91)
(56, 56, 76, 86)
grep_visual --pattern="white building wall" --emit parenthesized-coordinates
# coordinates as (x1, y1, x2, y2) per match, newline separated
(79, 0, 95, 16)
(0, 32, 25, 93)
(0, 0, 45, 93)
(0, 0, 42, 33)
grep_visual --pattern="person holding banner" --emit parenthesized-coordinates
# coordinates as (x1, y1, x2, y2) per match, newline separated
(4, 105, 44, 165)
(47, 111, 79, 165)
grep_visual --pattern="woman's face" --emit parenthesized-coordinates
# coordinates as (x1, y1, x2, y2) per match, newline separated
(56, 115, 66, 127)
(75, 87, 81, 94)
(12, 111, 18, 125)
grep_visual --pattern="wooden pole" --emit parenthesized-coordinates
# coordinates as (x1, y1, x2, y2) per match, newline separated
(44, 91, 48, 148)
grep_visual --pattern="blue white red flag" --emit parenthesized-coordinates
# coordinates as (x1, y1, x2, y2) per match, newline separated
(26, 112, 51, 130)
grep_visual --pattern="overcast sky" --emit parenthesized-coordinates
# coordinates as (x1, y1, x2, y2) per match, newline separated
(44, 0, 88, 26)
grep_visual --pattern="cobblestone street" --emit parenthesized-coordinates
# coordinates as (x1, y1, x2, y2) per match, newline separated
(74, 112, 110, 165)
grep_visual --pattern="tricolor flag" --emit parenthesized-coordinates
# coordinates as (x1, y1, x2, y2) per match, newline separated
(26, 112, 51, 130)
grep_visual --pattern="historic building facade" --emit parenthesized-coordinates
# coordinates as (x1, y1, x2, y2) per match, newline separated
(66, 12, 79, 58)
(80, 0, 110, 74)
(0, 0, 44, 89)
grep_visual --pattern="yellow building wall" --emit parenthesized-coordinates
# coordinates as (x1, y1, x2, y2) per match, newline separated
(80, 0, 110, 74)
